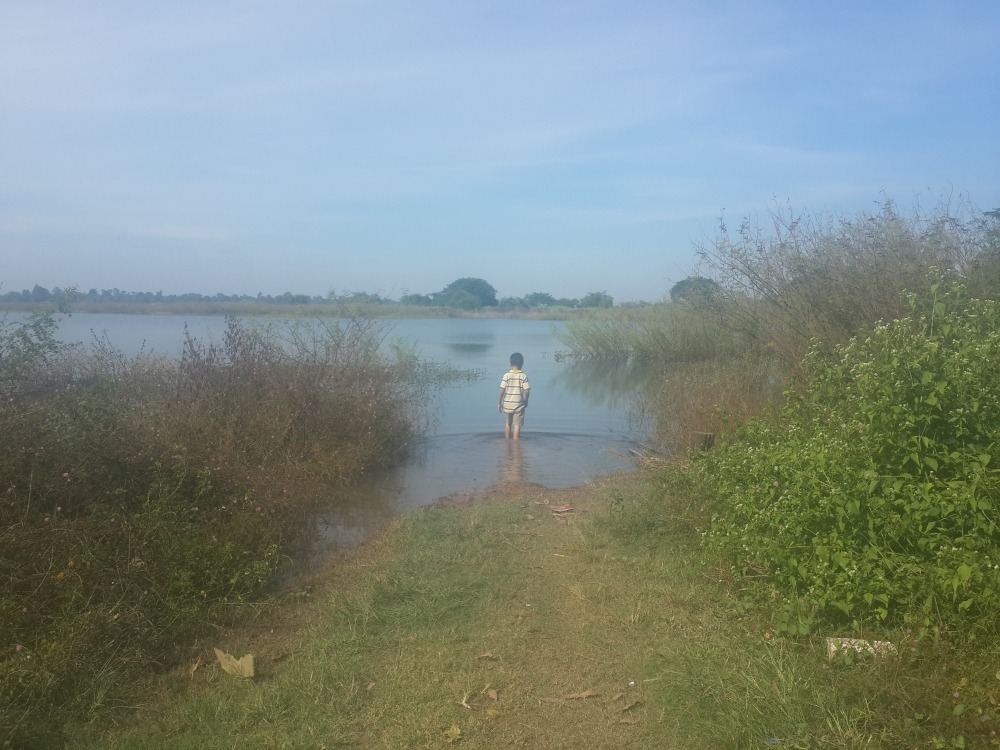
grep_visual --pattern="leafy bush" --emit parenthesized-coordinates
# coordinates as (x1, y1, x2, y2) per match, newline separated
(698, 281, 1000, 634)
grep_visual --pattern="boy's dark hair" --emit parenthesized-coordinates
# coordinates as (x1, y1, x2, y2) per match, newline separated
(509, 352, 524, 368)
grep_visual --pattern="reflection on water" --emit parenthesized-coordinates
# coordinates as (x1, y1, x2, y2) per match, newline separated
(498, 439, 524, 484)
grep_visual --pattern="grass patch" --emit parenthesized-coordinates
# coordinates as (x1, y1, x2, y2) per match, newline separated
(63, 475, 994, 749)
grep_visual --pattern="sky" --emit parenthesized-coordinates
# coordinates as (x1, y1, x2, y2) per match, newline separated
(2, 1, 999, 303)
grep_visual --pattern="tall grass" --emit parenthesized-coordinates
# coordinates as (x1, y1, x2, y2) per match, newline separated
(560, 197, 1000, 454)
(0, 314, 438, 747)
(559, 303, 745, 363)
(695, 196, 999, 370)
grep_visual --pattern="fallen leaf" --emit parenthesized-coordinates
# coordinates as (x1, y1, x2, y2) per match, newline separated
(213, 648, 254, 678)
(189, 655, 202, 678)
(486, 707, 501, 719)
(550, 504, 574, 513)
(366, 682, 376, 691)
(487, 689, 498, 701)
(621, 700, 642, 712)
(477, 651, 497, 660)
(619, 717, 639, 725)
(526, 514, 536, 520)
(564, 689, 599, 700)
(444, 726, 462, 743)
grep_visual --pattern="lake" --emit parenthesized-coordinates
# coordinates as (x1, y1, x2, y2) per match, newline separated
(46, 312, 651, 555)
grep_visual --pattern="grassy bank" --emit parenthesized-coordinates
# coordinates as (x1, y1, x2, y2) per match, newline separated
(68, 475, 993, 749)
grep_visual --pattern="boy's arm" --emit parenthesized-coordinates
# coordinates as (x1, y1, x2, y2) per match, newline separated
(498, 386, 506, 411)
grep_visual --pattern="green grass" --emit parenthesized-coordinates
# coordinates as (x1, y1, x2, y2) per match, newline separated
(60, 474, 995, 749)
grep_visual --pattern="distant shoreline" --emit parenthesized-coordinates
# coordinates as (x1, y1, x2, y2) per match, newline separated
(0, 300, 612, 320)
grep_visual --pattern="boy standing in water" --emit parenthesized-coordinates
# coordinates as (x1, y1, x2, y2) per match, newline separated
(498, 352, 530, 439)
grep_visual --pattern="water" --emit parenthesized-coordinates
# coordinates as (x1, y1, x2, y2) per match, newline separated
(43, 312, 651, 556)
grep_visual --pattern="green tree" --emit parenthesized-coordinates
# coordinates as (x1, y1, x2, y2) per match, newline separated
(579, 291, 613, 308)
(437, 278, 498, 308)
(524, 292, 556, 308)
(669, 276, 722, 303)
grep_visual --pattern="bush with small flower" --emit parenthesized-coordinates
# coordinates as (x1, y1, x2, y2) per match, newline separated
(698, 280, 1000, 634)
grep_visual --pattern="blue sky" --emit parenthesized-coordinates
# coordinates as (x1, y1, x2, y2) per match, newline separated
(2, 1, 999, 303)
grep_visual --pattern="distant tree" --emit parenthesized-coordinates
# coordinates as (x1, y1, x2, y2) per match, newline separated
(30, 285, 51, 302)
(438, 278, 498, 308)
(433, 288, 479, 309)
(556, 298, 579, 308)
(523, 292, 556, 308)
(669, 276, 722, 304)
(579, 291, 613, 308)
(400, 293, 432, 306)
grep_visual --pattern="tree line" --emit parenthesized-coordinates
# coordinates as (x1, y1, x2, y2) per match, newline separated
(1, 277, 618, 310)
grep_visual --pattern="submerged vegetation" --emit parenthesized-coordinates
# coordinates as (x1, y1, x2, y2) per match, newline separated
(0, 314, 442, 746)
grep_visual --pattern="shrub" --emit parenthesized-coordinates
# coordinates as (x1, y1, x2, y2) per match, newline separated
(0, 315, 429, 746)
(695, 196, 996, 371)
(699, 280, 1000, 635)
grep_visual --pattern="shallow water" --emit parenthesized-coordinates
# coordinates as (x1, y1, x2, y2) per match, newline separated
(45, 313, 651, 556)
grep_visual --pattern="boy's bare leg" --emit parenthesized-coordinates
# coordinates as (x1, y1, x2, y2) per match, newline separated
(504, 418, 511, 439)
(512, 422, 521, 439)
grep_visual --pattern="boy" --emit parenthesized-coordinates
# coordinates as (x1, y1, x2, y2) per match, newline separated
(498, 352, 530, 439)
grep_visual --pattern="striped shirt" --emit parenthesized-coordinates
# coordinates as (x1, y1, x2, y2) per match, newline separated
(500, 368, 530, 413)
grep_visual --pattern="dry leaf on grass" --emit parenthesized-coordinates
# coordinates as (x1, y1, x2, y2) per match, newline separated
(213, 648, 255, 678)
(477, 651, 497, 660)
(549, 504, 574, 513)
(189, 656, 202, 678)
(487, 688, 498, 701)
(444, 725, 462, 743)
(563, 689, 599, 700)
